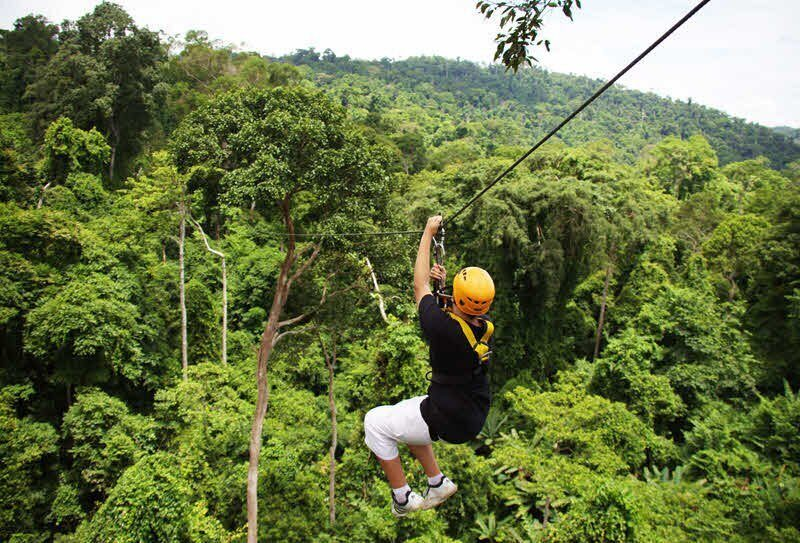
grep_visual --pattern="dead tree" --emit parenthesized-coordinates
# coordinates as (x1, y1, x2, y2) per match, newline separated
(191, 216, 228, 365)
(36, 182, 52, 209)
(317, 329, 338, 528)
(178, 188, 188, 380)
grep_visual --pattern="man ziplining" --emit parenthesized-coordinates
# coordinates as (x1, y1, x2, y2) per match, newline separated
(364, 215, 496, 516)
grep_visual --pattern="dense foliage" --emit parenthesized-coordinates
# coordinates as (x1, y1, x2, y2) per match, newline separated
(1, 3, 799, 542)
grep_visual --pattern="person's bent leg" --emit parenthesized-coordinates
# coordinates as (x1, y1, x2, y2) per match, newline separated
(408, 441, 457, 510)
(407, 443, 441, 478)
(364, 401, 427, 515)
(377, 455, 407, 489)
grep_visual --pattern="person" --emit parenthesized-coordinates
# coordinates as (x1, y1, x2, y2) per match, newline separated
(364, 215, 495, 517)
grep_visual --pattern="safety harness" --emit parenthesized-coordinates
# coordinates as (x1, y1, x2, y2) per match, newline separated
(448, 313, 493, 364)
(429, 312, 494, 385)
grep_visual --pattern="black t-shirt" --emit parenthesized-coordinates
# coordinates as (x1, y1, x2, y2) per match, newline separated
(417, 294, 491, 443)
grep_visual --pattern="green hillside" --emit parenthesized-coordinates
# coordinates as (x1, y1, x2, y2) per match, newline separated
(277, 50, 800, 169)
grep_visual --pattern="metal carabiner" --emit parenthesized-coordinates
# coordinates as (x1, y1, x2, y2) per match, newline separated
(432, 223, 451, 308)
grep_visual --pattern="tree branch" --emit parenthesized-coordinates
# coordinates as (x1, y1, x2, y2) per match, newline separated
(277, 274, 332, 328)
(272, 324, 313, 347)
(277, 273, 366, 330)
(365, 257, 389, 323)
(189, 215, 225, 258)
(286, 242, 322, 291)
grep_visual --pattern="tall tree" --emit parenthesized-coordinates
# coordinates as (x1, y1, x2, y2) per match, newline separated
(0, 14, 59, 112)
(641, 135, 719, 200)
(178, 185, 188, 380)
(25, 2, 165, 181)
(317, 328, 338, 528)
(172, 86, 391, 542)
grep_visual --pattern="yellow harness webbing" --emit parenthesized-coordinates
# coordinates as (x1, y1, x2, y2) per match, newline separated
(448, 313, 494, 363)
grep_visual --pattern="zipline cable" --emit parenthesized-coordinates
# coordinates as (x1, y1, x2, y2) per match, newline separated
(260, 229, 423, 238)
(447, 0, 713, 224)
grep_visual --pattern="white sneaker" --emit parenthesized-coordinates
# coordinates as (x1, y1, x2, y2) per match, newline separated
(391, 490, 425, 518)
(422, 477, 458, 509)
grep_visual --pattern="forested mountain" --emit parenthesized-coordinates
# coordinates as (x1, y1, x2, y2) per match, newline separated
(275, 49, 800, 169)
(1, 4, 799, 543)
(774, 125, 800, 144)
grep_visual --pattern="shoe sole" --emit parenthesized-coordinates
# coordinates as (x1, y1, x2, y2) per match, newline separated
(422, 484, 458, 510)
(392, 500, 424, 518)
(392, 504, 423, 518)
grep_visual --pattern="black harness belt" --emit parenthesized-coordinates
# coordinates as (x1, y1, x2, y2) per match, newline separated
(429, 366, 487, 385)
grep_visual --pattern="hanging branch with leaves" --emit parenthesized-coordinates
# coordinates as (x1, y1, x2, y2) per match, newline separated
(476, 0, 582, 72)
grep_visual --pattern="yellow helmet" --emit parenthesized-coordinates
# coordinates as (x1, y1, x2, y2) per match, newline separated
(452, 267, 495, 315)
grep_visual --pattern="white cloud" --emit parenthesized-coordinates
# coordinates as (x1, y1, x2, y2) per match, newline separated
(2, 0, 798, 126)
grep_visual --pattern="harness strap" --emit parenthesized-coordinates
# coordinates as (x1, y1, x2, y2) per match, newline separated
(429, 366, 487, 385)
(448, 313, 494, 363)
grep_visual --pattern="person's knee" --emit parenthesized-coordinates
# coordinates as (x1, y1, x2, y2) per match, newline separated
(364, 407, 381, 438)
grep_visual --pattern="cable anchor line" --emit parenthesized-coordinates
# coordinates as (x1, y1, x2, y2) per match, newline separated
(446, 0, 713, 224)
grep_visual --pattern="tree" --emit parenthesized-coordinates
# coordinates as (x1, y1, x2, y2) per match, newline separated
(172, 86, 392, 542)
(26, 2, 165, 181)
(0, 14, 59, 112)
(392, 127, 428, 174)
(317, 328, 338, 528)
(641, 135, 718, 199)
(37, 117, 110, 208)
(0, 113, 37, 203)
(24, 273, 151, 386)
(702, 214, 770, 301)
(74, 452, 229, 543)
(61, 388, 157, 504)
(0, 384, 58, 541)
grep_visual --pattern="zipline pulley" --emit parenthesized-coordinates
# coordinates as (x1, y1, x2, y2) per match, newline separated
(432, 223, 452, 309)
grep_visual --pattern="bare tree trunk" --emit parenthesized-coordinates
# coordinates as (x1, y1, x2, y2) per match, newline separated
(108, 120, 120, 182)
(365, 257, 388, 323)
(319, 333, 338, 528)
(109, 144, 117, 182)
(191, 217, 227, 365)
(593, 264, 612, 361)
(221, 258, 227, 364)
(247, 199, 322, 543)
(247, 263, 288, 543)
(179, 195, 188, 381)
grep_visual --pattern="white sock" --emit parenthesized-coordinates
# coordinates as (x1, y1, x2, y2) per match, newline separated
(428, 473, 444, 486)
(392, 484, 411, 503)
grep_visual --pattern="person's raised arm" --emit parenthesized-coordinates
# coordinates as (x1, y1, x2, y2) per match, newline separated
(414, 215, 442, 306)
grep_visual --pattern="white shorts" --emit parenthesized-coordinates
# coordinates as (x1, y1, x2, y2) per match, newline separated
(364, 395, 433, 460)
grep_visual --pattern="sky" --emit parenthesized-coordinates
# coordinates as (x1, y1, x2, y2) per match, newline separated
(2, 0, 798, 127)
